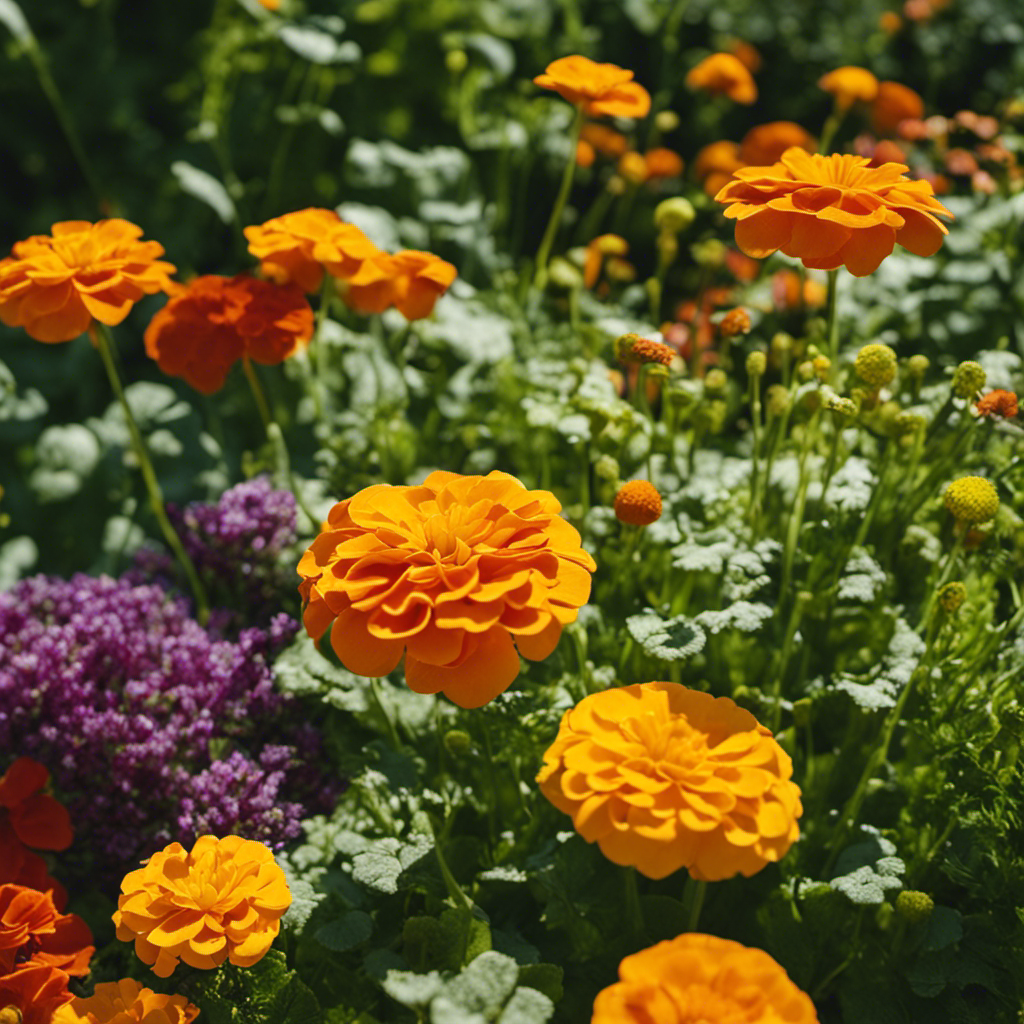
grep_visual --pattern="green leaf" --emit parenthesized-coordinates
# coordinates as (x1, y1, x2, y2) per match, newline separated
(515, 966, 562, 1005)
(922, 907, 963, 952)
(316, 911, 374, 952)
(444, 952, 519, 1018)
(351, 833, 432, 895)
(625, 611, 706, 661)
(277, 23, 360, 65)
(495, 989, 554, 1024)
(382, 970, 444, 1009)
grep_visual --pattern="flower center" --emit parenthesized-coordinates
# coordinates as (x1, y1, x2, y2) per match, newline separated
(621, 712, 708, 768)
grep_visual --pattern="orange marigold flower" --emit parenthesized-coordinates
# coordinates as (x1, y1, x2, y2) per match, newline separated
(591, 933, 818, 1024)
(244, 208, 378, 294)
(298, 471, 596, 709)
(617, 151, 649, 185)
(576, 139, 597, 168)
(772, 270, 827, 310)
(343, 250, 457, 320)
(613, 482, 662, 526)
(533, 56, 651, 119)
(537, 683, 802, 880)
(976, 389, 1019, 418)
(719, 307, 752, 337)
(0, 885, 94, 979)
(879, 10, 903, 32)
(0, 220, 176, 343)
(728, 39, 762, 73)
(57, 979, 198, 1024)
(0, 965, 73, 1024)
(818, 66, 879, 109)
(715, 148, 953, 276)
(739, 122, 816, 166)
(112, 834, 290, 978)
(693, 141, 745, 196)
(871, 81, 925, 136)
(685, 53, 757, 105)
(615, 333, 674, 367)
(643, 148, 684, 179)
(581, 123, 629, 157)
(583, 235, 629, 289)
(144, 275, 313, 395)
(945, 148, 979, 177)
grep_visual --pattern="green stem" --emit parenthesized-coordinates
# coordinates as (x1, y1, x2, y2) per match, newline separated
(368, 676, 402, 750)
(818, 101, 847, 156)
(824, 269, 840, 372)
(93, 325, 209, 624)
(748, 370, 763, 534)
(623, 868, 644, 940)
(533, 106, 585, 288)
(780, 410, 820, 599)
(685, 878, 707, 932)
(311, 274, 335, 422)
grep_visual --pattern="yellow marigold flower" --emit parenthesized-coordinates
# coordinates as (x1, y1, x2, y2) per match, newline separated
(112, 835, 291, 978)
(944, 476, 999, 525)
(951, 360, 986, 399)
(243, 208, 378, 294)
(818, 66, 879, 109)
(56, 981, 198, 1024)
(613, 481, 662, 526)
(537, 683, 802, 881)
(297, 471, 596, 709)
(854, 343, 898, 388)
(592, 933, 818, 1024)
(534, 56, 651, 119)
(685, 53, 758, 105)
(0, 221, 176, 343)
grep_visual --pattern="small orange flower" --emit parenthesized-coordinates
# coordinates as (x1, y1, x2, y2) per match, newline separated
(592, 934, 819, 1024)
(715, 148, 953, 276)
(534, 56, 651, 119)
(57, 979, 199, 1024)
(685, 54, 757, 105)
(615, 334, 674, 367)
(0, 965, 74, 1024)
(879, 10, 903, 32)
(728, 39, 762, 73)
(617, 152, 649, 185)
(298, 471, 596, 709)
(719, 307, 752, 337)
(693, 141, 745, 196)
(818, 66, 879, 109)
(643, 148, 684, 179)
(0, 221, 176, 343)
(613, 482, 662, 526)
(583, 235, 629, 289)
(537, 683, 802, 880)
(580, 123, 629, 158)
(244, 208, 378, 294)
(343, 250, 457, 320)
(112, 834, 290, 978)
(0, 885, 94, 979)
(871, 81, 925, 136)
(576, 140, 597, 168)
(144, 275, 313, 395)
(739, 122, 816, 166)
(772, 270, 827, 310)
(976, 390, 1019, 418)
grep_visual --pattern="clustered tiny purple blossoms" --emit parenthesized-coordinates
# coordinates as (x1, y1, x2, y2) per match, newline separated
(0, 572, 334, 871)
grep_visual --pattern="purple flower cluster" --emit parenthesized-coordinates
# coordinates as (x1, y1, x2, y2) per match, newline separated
(0, 573, 335, 874)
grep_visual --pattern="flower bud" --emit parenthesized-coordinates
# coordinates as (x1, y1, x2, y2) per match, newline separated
(855, 343, 898, 389)
(952, 360, 986, 399)
(595, 454, 620, 482)
(655, 110, 680, 132)
(547, 257, 583, 290)
(766, 384, 790, 416)
(615, 333, 675, 366)
(691, 238, 727, 268)
(825, 394, 857, 417)
(654, 197, 696, 234)
(770, 332, 794, 367)
(894, 411, 926, 434)
(791, 698, 813, 728)
(719, 307, 752, 338)
(443, 729, 473, 757)
(895, 890, 934, 923)
(704, 368, 728, 395)
(944, 476, 999, 525)
(812, 355, 831, 380)
(796, 360, 816, 382)
(938, 581, 966, 614)
(746, 351, 767, 377)
(606, 257, 636, 283)
(907, 354, 930, 378)
(445, 49, 468, 74)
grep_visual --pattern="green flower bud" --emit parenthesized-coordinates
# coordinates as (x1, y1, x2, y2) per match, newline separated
(655, 110, 680, 132)
(704, 368, 728, 396)
(766, 385, 790, 417)
(445, 49, 468, 74)
(938, 581, 966, 614)
(594, 454, 620, 482)
(443, 729, 473, 757)
(895, 891, 934, 923)
(812, 355, 831, 380)
(746, 351, 767, 377)
(691, 238, 727, 268)
(952, 360, 986, 399)
(855, 343, 898, 389)
(547, 257, 582, 290)
(654, 197, 696, 234)
(825, 394, 857, 417)
(907, 354, 930, 379)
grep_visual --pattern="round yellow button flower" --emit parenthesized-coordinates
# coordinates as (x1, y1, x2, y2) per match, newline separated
(112, 835, 291, 978)
(592, 933, 818, 1024)
(854, 343, 897, 389)
(55, 980, 198, 1024)
(944, 476, 999, 525)
(537, 683, 802, 881)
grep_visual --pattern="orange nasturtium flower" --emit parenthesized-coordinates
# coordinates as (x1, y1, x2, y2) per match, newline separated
(55, 979, 199, 1024)
(298, 471, 596, 709)
(343, 250, 457, 321)
(739, 122, 816, 166)
(0, 220, 176, 343)
(715, 148, 953, 276)
(591, 934, 819, 1024)
(112, 835, 291, 978)
(537, 683, 802, 880)
(143, 275, 313, 395)
(871, 81, 925, 136)
(0, 885, 94, 979)
(534, 56, 651, 119)
(818, 65, 879, 109)
(0, 964, 75, 1024)
(685, 53, 757, 105)
(244, 208, 379, 294)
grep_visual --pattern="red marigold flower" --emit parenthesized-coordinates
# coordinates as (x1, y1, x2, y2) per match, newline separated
(0, 964, 74, 1024)
(719, 307, 752, 337)
(0, 885, 93, 979)
(976, 389, 1019, 418)
(0, 221, 176, 343)
(534, 56, 651, 119)
(686, 53, 757, 105)
(715, 148, 953, 276)
(144, 275, 313, 395)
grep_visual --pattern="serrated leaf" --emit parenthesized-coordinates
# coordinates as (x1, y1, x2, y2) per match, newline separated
(444, 951, 518, 1017)
(382, 970, 444, 1009)
(495, 989, 553, 1024)
(626, 611, 706, 661)
(171, 161, 236, 223)
(316, 911, 374, 952)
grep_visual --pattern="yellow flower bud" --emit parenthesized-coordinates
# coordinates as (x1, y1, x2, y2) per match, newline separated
(654, 197, 696, 234)
(951, 360, 986, 399)
(855, 343, 898, 389)
(944, 476, 999, 525)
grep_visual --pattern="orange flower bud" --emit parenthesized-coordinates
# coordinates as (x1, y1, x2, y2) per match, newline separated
(613, 481, 663, 526)
(686, 53, 758, 104)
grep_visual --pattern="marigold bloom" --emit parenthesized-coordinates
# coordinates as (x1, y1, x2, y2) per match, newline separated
(534, 56, 651, 119)
(343, 250, 457, 320)
(617, 152, 649, 185)
(879, 11, 903, 32)
(0, 886, 93, 978)
(0, 760, 73, 861)
(818, 66, 879, 109)
(944, 476, 999, 525)
(613, 482, 662, 526)
(718, 307, 752, 337)
(644, 149, 685, 179)
(685, 53, 757, 105)
(591, 933, 818, 1024)
(243, 208, 378, 294)
(576, 140, 597, 168)
(0, 221, 176, 343)
(871, 81, 925, 136)
(0, 965, 73, 1024)
(580, 123, 629, 158)
(771, 270, 827, 310)
(976, 389, 1019, 418)
(693, 141, 745, 196)
(615, 333, 674, 367)
(298, 471, 596, 709)
(739, 122, 816, 166)
(583, 235, 629, 289)
(112, 834, 290, 978)
(728, 39, 762, 73)
(537, 683, 802, 880)
(57, 980, 199, 1024)
(144, 275, 313, 395)
(715, 148, 953, 276)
